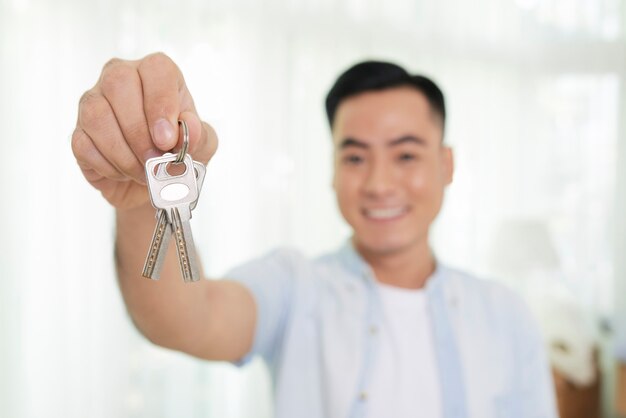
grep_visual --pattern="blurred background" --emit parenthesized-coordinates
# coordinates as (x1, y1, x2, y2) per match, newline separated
(0, 0, 625, 417)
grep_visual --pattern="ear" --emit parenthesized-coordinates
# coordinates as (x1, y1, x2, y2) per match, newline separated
(441, 146, 454, 186)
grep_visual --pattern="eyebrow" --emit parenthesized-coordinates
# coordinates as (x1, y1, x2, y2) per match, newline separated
(389, 135, 427, 147)
(339, 135, 427, 149)
(339, 138, 369, 149)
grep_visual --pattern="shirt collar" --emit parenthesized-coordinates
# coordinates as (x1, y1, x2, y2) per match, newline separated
(338, 238, 372, 278)
(337, 238, 446, 292)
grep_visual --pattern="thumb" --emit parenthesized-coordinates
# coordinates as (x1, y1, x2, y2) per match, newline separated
(152, 118, 178, 151)
(137, 53, 184, 151)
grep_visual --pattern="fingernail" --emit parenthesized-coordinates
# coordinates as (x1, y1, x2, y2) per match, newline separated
(153, 119, 174, 148)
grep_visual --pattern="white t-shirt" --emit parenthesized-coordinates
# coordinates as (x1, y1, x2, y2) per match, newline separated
(364, 283, 443, 418)
(229, 245, 558, 418)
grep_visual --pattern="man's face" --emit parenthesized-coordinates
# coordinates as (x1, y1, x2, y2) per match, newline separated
(332, 86, 453, 257)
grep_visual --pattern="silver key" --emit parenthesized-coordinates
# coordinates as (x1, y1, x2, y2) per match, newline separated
(142, 155, 181, 280)
(142, 209, 172, 279)
(144, 154, 204, 282)
(157, 157, 206, 211)
(146, 153, 198, 223)
(142, 161, 206, 280)
(190, 162, 206, 211)
(171, 206, 199, 282)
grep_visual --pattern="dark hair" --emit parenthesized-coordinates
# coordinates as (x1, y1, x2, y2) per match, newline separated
(325, 61, 446, 132)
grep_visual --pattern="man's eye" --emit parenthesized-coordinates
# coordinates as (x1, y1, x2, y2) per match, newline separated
(343, 155, 364, 164)
(398, 153, 417, 162)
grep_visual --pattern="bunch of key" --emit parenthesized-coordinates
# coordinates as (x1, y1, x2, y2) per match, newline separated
(142, 120, 206, 283)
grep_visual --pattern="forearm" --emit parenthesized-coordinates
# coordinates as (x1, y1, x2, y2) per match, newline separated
(115, 202, 208, 346)
(114, 202, 256, 361)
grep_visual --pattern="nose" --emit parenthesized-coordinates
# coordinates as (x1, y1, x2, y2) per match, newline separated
(362, 159, 396, 198)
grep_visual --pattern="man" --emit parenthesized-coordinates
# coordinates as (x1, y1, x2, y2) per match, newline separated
(72, 53, 557, 418)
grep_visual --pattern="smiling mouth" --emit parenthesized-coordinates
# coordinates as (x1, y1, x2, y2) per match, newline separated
(363, 206, 409, 221)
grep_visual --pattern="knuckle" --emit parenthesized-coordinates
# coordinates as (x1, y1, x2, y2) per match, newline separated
(78, 89, 99, 109)
(78, 92, 109, 130)
(107, 169, 126, 182)
(124, 120, 150, 143)
(149, 95, 178, 117)
(100, 62, 136, 96)
(117, 153, 140, 177)
(102, 57, 124, 72)
(71, 128, 92, 158)
(138, 52, 180, 85)
(98, 163, 124, 181)
(140, 52, 177, 73)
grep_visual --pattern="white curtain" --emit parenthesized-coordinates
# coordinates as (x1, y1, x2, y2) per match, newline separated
(1, 0, 623, 417)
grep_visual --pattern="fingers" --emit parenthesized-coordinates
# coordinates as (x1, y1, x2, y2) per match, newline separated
(99, 59, 159, 164)
(138, 53, 186, 151)
(198, 120, 219, 165)
(72, 127, 121, 182)
(75, 91, 144, 183)
(75, 52, 218, 194)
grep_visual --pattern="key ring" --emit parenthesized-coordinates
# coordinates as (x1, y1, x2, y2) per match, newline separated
(174, 120, 189, 163)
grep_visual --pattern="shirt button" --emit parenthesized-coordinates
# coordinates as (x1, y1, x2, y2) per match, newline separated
(369, 325, 378, 335)
(359, 391, 368, 401)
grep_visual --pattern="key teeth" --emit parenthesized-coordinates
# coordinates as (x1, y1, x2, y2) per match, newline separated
(172, 207, 200, 283)
(142, 210, 171, 280)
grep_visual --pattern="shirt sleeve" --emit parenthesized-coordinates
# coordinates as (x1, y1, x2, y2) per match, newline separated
(511, 293, 560, 418)
(224, 247, 303, 368)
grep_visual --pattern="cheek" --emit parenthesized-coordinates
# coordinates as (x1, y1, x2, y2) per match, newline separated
(334, 171, 360, 207)
(405, 165, 431, 192)
(407, 171, 426, 190)
(405, 164, 444, 196)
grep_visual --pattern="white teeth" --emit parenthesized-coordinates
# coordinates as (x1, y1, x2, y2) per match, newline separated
(365, 207, 407, 220)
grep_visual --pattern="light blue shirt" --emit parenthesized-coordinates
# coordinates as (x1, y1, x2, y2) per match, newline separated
(227, 242, 558, 418)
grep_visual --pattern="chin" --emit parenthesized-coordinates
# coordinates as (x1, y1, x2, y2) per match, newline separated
(353, 234, 415, 256)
